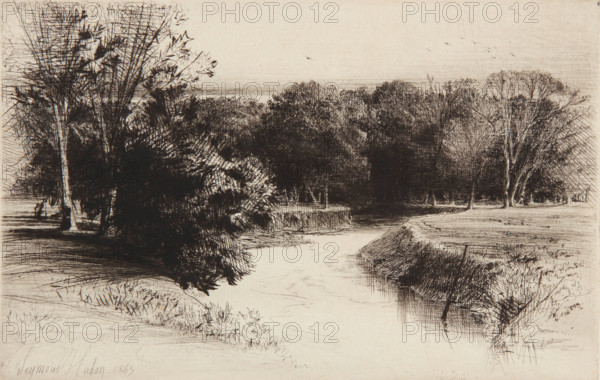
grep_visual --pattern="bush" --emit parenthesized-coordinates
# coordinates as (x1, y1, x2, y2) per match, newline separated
(114, 89, 275, 294)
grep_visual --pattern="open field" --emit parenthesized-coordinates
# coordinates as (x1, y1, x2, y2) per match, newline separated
(407, 204, 597, 259)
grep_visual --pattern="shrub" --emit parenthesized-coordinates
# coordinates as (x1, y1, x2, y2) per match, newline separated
(114, 88, 275, 294)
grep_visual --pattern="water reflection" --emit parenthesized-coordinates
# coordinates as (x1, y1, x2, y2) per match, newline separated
(354, 253, 540, 363)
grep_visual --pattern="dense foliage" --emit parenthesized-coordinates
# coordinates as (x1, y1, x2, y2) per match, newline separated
(116, 86, 274, 293)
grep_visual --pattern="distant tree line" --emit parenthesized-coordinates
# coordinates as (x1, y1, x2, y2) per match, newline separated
(5, 4, 594, 292)
(255, 76, 593, 210)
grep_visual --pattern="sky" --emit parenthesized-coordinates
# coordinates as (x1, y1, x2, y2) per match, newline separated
(183, 0, 599, 95)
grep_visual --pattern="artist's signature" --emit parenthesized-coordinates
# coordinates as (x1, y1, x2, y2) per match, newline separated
(10, 347, 135, 378)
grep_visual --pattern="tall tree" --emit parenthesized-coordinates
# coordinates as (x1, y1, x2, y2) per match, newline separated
(85, 4, 216, 233)
(366, 81, 423, 202)
(508, 98, 590, 205)
(417, 78, 474, 205)
(258, 81, 367, 208)
(481, 71, 586, 207)
(444, 95, 497, 209)
(14, 5, 99, 230)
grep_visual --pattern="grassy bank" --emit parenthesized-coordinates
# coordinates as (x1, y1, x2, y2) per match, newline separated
(359, 226, 497, 315)
(359, 205, 593, 350)
(267, 204, 352, 231)
(1, 196, 287, 353)
(72, 280, 281, 349)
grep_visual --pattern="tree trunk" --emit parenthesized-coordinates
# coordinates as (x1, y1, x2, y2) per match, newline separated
(34, 199, 46, 218)
(290, 186, 298, 205)
(515, 183, 523, 204)
(509, 181, 518, 208)
(516, 184, 524, 204)
(467, 181, 475, 210)
(99, 187, 117, 235)
(502, 128, 511, 208)
(55, 105, 77, 231)
(503, 169, 510, 208)
(307, 187, 318, 204)
(98, 118, 116, 234)
(324, 183, 329, 210)
(516, 171, 532, 205)
(100, 202, 108, 231)
(425, 188, 436, 206)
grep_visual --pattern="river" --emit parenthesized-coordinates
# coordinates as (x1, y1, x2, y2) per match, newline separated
(203, 227, 595, 379)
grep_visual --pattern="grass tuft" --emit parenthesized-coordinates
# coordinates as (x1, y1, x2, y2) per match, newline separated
(77, 281, 280, 349)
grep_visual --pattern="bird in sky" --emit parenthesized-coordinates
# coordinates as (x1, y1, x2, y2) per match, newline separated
(444, 42, 450, 45)
(306, 56, 312, 60)
(473, 40, 478, 44)
(510, 52, 517, 57)
(426, 48, 431, 52)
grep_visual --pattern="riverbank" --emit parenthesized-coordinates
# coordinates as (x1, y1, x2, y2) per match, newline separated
(358, 204, 597, 352)
(0, 196, 301, 379)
